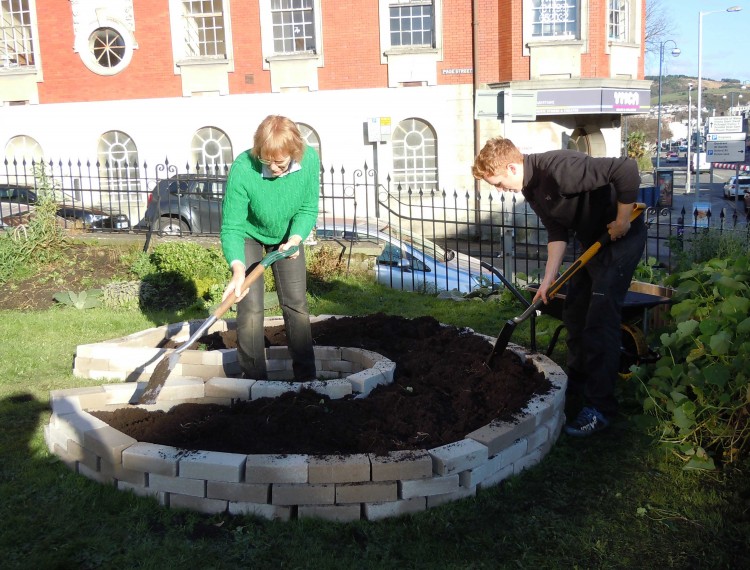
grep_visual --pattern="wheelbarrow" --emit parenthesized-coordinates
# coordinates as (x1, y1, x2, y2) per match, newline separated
(525, 282, 673, 377)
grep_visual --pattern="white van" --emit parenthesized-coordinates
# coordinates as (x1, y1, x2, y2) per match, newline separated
(723, 175, 750, 199)
(690, 152, 711, 173)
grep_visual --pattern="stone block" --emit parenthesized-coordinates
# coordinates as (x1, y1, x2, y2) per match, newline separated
(363, 497, 427, 521)
(308, 454, 370, 484)
(271, 483, 335, 506)
(122, 442, 182, 477)
(84, 425, 138, 465)
(429, 438, 488, 476)
(335, 481, 397, 504)
(178, 450, 246, 482)
(207, 480, 269, 503)
(399, 474, 460, 499)
(245, 454, 309, 484)
(228, 501, 292, 520)
(204, 377, 254, 400)
(251, 380, 300, 400)
(148, 473, 206, 497)
(169, 493, 228, 514)
(370, 450, 433, 482)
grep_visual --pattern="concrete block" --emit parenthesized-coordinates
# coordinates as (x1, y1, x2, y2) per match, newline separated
(101, 383, 140, 405)
(251, 380, 300, 400)
(272, 483, 335, 506)
(78, 461, 113, 485)
(399, 474, 460, 499)
(228, 501, 292, 520)
(50, 411, 109, 446)
(245, 454, 309, 484)
(169, 493, 228, 514)
(155, 376, 205, 401)
(83, 425, 138, 465)
(363, 497, 427, 521)
(313, 346, 342, 361)
(429, 438, 488, 476)
(117, 480, 160, 499)
(304, 379, 352, 399)
(465, 413, 535, 456)
(204, 377, 254, 400)
(148, 473, 206, 497)
(514, 448, 543, 475)
(178, 450, 246, 482)
(336, 481, 398, 504)
(370, 450, 433, 482)
(122, 442, 182, 477)
(308, 454, 370, 484)
(426, 484, 476, 508)
(298, 503, 361, 522)
(99, 457, 147, 486)
(207, 480, 269, 503)
(347, 368, 387, 396)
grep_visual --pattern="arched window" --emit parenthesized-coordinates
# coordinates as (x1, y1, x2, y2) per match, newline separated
(97, 131, 140, 191)
(4, 135, 44, 169)
(391, 118, 438, 191)
(191, 127, 233, 174)
(296, 123, 321, 164)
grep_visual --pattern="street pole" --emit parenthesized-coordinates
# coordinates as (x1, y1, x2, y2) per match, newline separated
(656, 41, 680, 171)
(685, 83, 700, 194)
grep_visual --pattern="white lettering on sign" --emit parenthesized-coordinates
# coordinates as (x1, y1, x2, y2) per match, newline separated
(442, 68, 473, 75)
(614, 91, 640, 107)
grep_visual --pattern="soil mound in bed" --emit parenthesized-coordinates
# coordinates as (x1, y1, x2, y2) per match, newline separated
(92, 313, 551, 456)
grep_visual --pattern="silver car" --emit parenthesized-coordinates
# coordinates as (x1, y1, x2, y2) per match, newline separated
(314, 220, 500, 293)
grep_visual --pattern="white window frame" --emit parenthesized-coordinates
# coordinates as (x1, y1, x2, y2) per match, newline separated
(169, 0, 234, 67)
(191, 127, 233, 173)
(607, 0, 628, 42)
(259, 0, 323, 66)
(391, 118, 438, 192)
(97, 131, 140, 192)
(0, 0, 40, 71)
(379, 0, 442, 59)
(389, 0, 434, 49)
(530, 0, 579, 40)
(181, 0, 228, 59)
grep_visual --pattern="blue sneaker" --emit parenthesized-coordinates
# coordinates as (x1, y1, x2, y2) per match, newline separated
(564, 406, 610, 437)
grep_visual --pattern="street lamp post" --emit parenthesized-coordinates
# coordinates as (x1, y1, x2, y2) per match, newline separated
(685, 83, 700, 194)
(656, 40, 680, 170)
(722, 87, 746, 114)
(695, 5, 743, 202)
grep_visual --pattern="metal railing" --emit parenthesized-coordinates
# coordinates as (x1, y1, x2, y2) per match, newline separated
(3, 159, 749, 290)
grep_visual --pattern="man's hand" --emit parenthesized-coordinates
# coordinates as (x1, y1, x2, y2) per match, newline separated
(608, 202, 634, 241)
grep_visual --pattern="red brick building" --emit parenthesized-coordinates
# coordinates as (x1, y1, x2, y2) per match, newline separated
(1, 1, 650, 207)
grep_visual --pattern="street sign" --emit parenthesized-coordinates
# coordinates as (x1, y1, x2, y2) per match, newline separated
(706, 132, 745, 141)
(708, 116, 743, 133)
(706, 140, 746, 162)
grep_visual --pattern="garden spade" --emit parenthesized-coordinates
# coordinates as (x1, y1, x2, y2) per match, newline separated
(486, 203, 645, 366)
(137, 246, 299, 405)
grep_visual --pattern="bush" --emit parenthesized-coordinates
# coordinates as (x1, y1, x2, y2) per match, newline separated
(632, 254, 750, 469)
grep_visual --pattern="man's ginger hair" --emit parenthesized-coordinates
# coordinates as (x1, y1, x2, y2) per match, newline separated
(472, 137, 524, 179)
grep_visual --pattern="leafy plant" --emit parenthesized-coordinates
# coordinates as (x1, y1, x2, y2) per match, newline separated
(52, 289, 102, 309)
(633, 256, 668, 285)
(632, 254, 750, 469)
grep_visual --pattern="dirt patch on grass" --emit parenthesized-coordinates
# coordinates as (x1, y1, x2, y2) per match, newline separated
(92, 313, 552, 456)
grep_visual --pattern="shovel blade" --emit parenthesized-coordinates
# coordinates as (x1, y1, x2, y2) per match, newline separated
(487, 320, 517, 366)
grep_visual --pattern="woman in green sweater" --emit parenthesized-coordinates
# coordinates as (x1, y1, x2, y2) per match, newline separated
(220, 115, 319, 380)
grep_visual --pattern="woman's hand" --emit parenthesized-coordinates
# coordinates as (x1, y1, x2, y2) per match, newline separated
(280, 235, 302, 259)
(222, 261, 248, 302)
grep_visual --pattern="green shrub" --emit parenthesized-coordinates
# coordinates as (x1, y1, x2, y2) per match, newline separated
(632, 254, 750, 469)
(669, 227, 749, 273)
(140, 242, 230, 302)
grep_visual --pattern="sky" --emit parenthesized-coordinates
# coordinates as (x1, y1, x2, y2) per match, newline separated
(644, 0, 749, 82)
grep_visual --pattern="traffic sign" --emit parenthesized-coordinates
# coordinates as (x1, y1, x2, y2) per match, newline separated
(706, 140, 746, 162)
(708, 116, 743, 133)
(706, 132, 745, 141)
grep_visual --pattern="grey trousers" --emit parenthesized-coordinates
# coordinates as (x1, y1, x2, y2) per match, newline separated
(235, 239, 316, 380)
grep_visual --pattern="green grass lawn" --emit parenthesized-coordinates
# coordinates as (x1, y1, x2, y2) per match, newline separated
(1, 277, 748, 569)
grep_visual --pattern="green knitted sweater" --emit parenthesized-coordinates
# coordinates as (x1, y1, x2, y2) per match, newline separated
(220, 146, 320, 266)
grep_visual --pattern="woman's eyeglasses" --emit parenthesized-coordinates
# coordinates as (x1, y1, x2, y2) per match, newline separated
(259, 156, 291, 167)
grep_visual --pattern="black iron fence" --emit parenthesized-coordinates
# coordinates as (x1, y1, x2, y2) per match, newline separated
(2, 159, 749, 291)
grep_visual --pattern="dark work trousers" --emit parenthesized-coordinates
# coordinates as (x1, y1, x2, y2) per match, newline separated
(562, 216, 647, 416)
(235, 239, 316, 380)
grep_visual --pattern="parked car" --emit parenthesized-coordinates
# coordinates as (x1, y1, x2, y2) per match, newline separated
(666, 152, 679, 163)
(314, 220, 500, 293)
(0, 184, 129, 230)
(690, 152, 711, 173)
(141, 174, 227, 235)
(722, 175, 750, 200)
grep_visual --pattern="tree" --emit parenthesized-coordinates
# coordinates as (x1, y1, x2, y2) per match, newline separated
(645, 0, 669, 56)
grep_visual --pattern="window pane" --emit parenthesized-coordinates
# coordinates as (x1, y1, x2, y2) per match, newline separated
(391, 118, 438, 192)
(182, 0, 226, 58)
(531, 0, 578, 39)
(389, 1, 434, 47)
(271, 0, 315, 54)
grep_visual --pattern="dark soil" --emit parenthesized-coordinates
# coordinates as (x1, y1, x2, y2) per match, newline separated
(92, 313, 552, 456)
